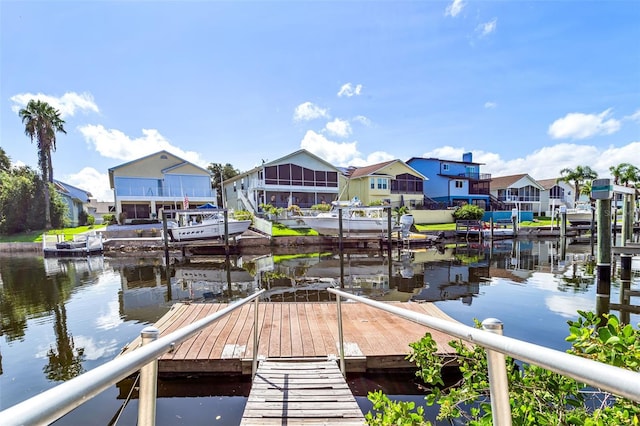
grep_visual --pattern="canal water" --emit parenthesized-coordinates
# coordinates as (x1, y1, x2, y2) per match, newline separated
(1, 239, 638, 425)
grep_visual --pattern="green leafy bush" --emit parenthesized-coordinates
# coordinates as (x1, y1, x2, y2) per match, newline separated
(452, 204, 484, 221)
(369, 313, 640, 425)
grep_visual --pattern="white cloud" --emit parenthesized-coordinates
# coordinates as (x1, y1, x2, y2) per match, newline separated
(293, 102, 329, 121)
(445, 0, 465, 17)
(353, 115, 372, 126)
(476, 18, 497, 37)
(484, 101, 497, 109)
(548, 108, 621, 140)
(300, 130, 359, 166)
(337, 83, 363, 98)
(63, 167, 112, 202)
(10, 91, 99, 118)
(624, 109, 640, 122)
(545, 295, 593, 318)
(300, 130, 395, 167)
(325, 118, 352, 138)
(78, 124, 207, 168)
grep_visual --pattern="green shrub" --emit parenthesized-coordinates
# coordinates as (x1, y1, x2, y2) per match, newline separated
(102, 214, 116, 225)
(311, 203, 331, 212)
(452, 204, 484, 221)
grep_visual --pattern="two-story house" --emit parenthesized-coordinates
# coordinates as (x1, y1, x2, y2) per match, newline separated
(108, 150, 215, 222)
(222, 149, 342, 212)
(341, 160, 426, 208)
(537, 178, 575, 216)
(490, 173, 545, 215)
(406, 152, 491, 209)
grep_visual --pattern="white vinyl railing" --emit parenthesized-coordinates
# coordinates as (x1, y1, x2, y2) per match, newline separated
(0, 289, 265, 426)
(328, 287, 640, 426)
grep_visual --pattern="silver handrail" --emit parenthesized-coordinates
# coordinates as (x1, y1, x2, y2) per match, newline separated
(0, 289, 265, 426)
(328, 287, 640, 423)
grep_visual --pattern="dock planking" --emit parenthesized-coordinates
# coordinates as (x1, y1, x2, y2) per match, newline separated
(240, 360, 365, 425)
(118, 301, 461, 375)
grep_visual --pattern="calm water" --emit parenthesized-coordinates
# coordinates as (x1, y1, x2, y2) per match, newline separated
(1, 240, 638, 424)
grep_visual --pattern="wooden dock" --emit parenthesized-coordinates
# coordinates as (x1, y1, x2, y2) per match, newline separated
(240, 360, 365, 425)
(119, 301, 460, 374)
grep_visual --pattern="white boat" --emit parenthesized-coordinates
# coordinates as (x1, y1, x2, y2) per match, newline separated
(167, 211, 251, 241)
(565, 203, 593, 225)
(301, 199, 400, 236)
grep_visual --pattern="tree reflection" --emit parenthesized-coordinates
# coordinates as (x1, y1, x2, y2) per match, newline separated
(43, 303, 85, 381)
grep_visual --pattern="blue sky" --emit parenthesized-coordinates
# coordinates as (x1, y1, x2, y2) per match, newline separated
(1, 0, 639, 201)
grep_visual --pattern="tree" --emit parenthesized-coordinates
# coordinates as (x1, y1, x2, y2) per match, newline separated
(19, 100, 66, 230)
(609, 163, 633, 185)
(557, 166, 598, 203)
(0, 147, 10, 173)
(207, 162, 240, 206)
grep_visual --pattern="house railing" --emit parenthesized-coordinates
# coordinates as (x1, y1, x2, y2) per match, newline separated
(0, 289, 266, 426)
(328, 287, 640, 426)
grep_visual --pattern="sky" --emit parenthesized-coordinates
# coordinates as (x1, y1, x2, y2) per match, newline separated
(1, 0, 639, 202)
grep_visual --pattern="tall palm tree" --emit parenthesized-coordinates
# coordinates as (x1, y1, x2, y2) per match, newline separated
(609, 163, 633, 185)
(19, 100, 66, 229)
(557, 165, 598, 203)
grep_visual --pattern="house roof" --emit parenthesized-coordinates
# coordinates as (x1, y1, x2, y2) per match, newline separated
(347, 159, 428, 180)
(53, 180, 92, 202)
(108, 150, 211, 174)
(348, 160, 396, 178)
(490, 173, 544, 190)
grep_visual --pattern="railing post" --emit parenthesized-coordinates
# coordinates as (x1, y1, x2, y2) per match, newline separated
(482, 318, 512, 426)
(138, 326, 159, 426)
(335, 291, 346, 376)
(252, 294, 260, 379)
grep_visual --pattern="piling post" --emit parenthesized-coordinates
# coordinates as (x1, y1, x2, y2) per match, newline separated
(138, 326, 159, 426)
(622, 194, 631, 246)
(595, 198, 612, 319)
(224, 210, 230, 255)
(162, 210, 170, 267)
(620, 254, 632, 324)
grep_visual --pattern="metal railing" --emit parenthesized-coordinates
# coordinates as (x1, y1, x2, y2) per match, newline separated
(329, 287, 640, 426)
(0, 289, 265, 426)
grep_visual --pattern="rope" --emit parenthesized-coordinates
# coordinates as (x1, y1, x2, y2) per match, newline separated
(107, 373, 140, 426)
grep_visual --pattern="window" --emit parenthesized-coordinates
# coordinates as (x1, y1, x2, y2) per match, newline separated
(443, 164, 450, 171)
(455, 180, 464, 188)
(370, 178, 375, 189)
(377, 178, 387, 190)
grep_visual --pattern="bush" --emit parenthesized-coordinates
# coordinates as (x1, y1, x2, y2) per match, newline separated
(233, 210, 254, 222)
(102, 214, 116, 225)
(452, 204, 484, 221)
(118, 211, 127, 225)
(311, 203, 332, 212)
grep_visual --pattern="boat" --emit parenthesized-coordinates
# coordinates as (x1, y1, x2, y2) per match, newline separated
(167, 210, 252, 242)
(300, 198, 402, 236)
(565, 202, 594, 225)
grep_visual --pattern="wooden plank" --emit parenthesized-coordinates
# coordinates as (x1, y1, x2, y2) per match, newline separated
(281, 303, 293, 357)
(297, 304, 317, 357)
(241, 360, 365, 425)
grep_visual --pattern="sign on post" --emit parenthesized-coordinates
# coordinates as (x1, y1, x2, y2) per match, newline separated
(591, 178, 613, 200)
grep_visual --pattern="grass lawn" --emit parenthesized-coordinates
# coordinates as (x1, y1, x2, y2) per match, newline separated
(0, 225, 107, 243)
(271, 223, 319, 237)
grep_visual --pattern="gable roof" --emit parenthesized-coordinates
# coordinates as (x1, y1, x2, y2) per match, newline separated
(108, 150, 210, 175)
(348, 160, 396, 178)
(536, 177, 575, 190)
(490, 173, 544, 190)
(263, 149, 340, 171)
(53, 180, 92, 202)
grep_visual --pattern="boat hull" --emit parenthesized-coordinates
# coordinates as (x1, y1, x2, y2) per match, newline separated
(301, 216, 392, 236)
(168, 220, 252, 241)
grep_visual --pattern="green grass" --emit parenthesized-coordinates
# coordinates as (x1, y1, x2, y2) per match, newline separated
(0, 225, 107, 243)
(271, 223, 319, 237)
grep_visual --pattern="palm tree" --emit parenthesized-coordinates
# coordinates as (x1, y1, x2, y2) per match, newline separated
(557, 166, 598, 203)
(19, 100, 66, 229)
(609, 163, 633, 185)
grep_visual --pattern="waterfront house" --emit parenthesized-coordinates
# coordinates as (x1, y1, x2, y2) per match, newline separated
(108, 151, 215, 222)
(537, 178, 575, 216)
(222, 149, 342, 212)
(490, 173, 545, 215)
(406, 152, 492, 209)
(53, 180, 92, 227)
(341, 159, 427, 208)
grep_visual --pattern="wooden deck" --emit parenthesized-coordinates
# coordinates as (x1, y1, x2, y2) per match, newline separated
(119, 301, 461, 374)
(240, 360, 365, 425)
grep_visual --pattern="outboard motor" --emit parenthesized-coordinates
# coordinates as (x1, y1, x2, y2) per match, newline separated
(400, 214, 414, 239)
